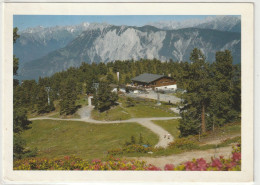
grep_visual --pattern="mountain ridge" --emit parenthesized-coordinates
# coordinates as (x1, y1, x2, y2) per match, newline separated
(19, 25, 241, 80)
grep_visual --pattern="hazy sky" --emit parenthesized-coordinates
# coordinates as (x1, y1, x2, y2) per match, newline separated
(14, 15, 219, 31)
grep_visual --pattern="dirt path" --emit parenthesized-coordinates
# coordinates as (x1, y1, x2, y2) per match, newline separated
(199, 133, 241, 145)
(77, 105, 93, 119)
(132, 146, 234, 169)
(29, 106, 180, 148)
(136, 119, 173, 148)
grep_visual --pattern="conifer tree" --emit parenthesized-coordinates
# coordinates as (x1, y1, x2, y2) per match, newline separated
(37, 86, 49, 114)
(179, 48, 211, 136)
(208, 50, 239, 127)
(179, 49, 240, 137)
(60, 78, 77, 115)
(106, 73, 115, 84)
(13, 27, 33, 159)
(93, 81, 118, 112)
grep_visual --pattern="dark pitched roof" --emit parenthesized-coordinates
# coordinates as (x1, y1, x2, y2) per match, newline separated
(132, 73, 165, 83)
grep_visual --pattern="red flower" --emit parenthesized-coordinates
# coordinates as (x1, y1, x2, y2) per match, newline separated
(131, 165, 137, 170)
(211, 158, 223, 170)
(184, 161, 198, 171)
(120, 167, 128, 170)
(196, 158, 207, 171)
(225, 162, 237, 170)
(232, 152, 241, 162)
(147, 164, 161, 171)
(164, 164, 175, 171)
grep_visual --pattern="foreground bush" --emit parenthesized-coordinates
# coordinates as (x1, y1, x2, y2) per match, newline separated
(107, 144, 157, 155)
(14, 144, 241, 171)
(165, 143, 241, 171)
(13, 155, 160, 170)
(168, 137, 199, 150)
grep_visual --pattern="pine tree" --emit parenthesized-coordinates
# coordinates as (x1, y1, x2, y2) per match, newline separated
(124, 75, 131, 84)
(131, 135, 136, 144)
(106, 73, 115, 84)
(179, 48, 211, 136)
(86, 73, 98, 95)
(60, 78, 77, 115)
(208, 50, 240, 127)
(139, 133, 143, 144)
(93, 81, 118, 112)
(37, 86, 49, 114)
(179, 49, 240, 137)
(98, 62, 107, 75)
(13, 27, 33, 159)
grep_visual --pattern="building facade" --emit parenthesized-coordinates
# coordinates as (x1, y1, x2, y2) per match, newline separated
(131, 73, 177, 91)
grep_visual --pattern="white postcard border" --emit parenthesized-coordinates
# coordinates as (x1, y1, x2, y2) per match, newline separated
(2, 2, 254, 183)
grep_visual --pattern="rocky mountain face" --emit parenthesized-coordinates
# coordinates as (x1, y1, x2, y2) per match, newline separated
(19, 25, 241, 80)
(14, 16, 241, 80)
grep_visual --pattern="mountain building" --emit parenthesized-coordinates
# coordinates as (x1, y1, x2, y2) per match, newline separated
(131, 73, 177, 91)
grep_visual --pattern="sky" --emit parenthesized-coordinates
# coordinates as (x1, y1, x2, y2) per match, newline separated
(14, 15, 217, 31)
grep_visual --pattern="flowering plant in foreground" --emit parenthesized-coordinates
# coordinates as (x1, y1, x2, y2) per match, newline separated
(165, 143, 241, 171)
(14, 144, 241, 171)
(13, 155, 160, 170)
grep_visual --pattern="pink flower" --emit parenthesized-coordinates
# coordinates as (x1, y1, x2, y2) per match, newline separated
(196, 158, 207, 171)
(120, 167, 128, 170)
(164, 164, 175, 171)
(211, 158, 223, 170)
(131, 165, 137, 170)
(232, 152, 241, 162)
(225, 162, 237, 170)
(94, 164, 100, 170)
(184, 161, 198, 171)
(147, 164, 161, 171)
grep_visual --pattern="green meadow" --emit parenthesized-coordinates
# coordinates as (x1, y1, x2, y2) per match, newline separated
(22, 120, 159, 160)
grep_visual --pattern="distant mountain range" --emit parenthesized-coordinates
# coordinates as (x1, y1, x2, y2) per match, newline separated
(14, 22, 110, 68)
(14, 16, 241, 80)
(149, 16, 241, 32)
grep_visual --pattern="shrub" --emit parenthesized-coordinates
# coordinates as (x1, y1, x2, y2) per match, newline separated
(14, 144, 241, 171)
(107, 144, 156, 155)
(13, 155, 160, 171)
(165, 143, 241, 171)
(131, 136, 136, 144)
(126, 97, 135, 107)
(168, 137, 199, 150)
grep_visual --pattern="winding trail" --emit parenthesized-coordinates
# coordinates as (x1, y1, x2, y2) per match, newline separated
(131, 146, 234, 169)
(29, 106, 181, 148)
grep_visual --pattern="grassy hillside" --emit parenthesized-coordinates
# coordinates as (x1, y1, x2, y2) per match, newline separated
(153, 119, 180, 138)
(91, 96, 177, 121)
(22, 120, 159, 160)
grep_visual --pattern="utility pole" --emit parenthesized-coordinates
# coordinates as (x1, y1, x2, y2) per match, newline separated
(156, 90, 161, 105)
